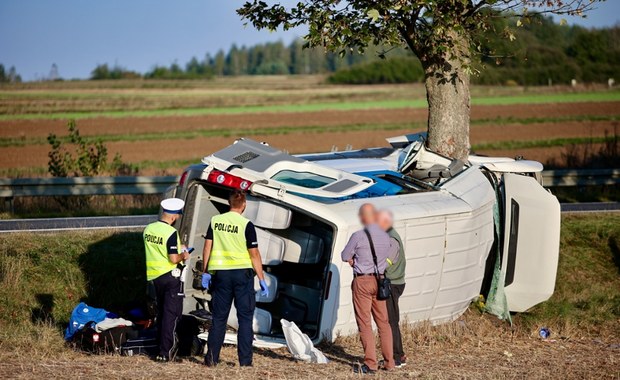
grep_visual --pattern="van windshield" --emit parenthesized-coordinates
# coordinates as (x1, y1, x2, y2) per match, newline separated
(271, 170, 336, 189)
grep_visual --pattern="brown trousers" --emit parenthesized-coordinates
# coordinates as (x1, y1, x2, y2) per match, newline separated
(352, 276, 395, 370)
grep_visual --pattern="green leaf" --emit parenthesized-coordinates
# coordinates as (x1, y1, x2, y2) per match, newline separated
(367, 9, 380, 22)
(516, 19, 522, 27)
(560, 18, 568, 26)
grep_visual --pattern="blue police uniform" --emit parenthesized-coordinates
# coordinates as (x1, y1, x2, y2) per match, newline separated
(204, 211, 258, 367)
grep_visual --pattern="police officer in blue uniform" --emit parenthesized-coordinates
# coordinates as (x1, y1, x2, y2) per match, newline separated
(201, 190, 268, 367)
(143, 198, 189, 362)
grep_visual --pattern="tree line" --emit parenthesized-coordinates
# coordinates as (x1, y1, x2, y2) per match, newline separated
(330, 16, 620, 86)
(92, 39, 386, 80)
(90, 16, 618, 86)
(3, 15, 617, 85)
(0, 64, 22, 83)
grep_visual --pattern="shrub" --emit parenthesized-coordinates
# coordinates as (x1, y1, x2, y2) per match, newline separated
(47, 120, 137, 177)
(328, 57, 424, 84)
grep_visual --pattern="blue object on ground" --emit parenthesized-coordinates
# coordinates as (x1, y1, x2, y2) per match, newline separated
(65, 302, 108, 340)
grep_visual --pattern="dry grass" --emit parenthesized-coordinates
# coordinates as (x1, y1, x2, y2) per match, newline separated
(0, 312, 618, 379)
(0, 215, 618, 379)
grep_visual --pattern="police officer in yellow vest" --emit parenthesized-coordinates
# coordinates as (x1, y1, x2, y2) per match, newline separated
(201, 190, 268, 367)
(144, 198, 189, 362)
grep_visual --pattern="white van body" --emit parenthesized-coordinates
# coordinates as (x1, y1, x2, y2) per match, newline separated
(168, 136, 560, 346)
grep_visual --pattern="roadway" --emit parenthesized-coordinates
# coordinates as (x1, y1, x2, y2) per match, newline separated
(0, 202, 618, 233)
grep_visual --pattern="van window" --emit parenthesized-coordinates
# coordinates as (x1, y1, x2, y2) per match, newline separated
(272, 170, 336, 189)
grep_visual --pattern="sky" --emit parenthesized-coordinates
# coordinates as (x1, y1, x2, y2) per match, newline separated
(1, 0, 618, 81)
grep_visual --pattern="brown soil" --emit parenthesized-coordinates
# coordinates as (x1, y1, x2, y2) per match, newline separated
(0, 101, 618, 139)
(1, 120, 616, 172)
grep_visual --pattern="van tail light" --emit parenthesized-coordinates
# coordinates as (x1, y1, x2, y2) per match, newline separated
(207, 169, 252, 191)
(179, 171, 189, 187)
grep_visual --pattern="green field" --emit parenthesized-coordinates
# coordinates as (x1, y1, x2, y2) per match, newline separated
(1, 90, 619, 121)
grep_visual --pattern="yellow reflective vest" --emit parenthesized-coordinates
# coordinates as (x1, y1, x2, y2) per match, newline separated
(208, 212, 252, 271)
(144, 221, 180, 281)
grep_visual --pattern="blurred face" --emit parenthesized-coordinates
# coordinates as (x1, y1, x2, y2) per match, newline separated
(376, 211, 393, 231)
(358, 203, 377, 226)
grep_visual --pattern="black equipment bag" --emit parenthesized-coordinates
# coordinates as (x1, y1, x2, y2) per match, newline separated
(364, 229, 392, 301)
(72, 325, 138, 354)
(120, 327, 158, 357)
(120, 336, 159, 357)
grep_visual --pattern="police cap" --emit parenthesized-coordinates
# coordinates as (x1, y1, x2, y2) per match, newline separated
(161, 198, 185, 214)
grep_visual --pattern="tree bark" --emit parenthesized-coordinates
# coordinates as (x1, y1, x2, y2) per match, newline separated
(422, 33, 471, 161)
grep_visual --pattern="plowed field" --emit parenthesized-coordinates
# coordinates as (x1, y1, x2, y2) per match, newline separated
(1, 79, 618, 176)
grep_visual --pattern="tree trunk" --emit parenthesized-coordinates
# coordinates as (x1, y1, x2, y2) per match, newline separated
(422, 33, 471, 161)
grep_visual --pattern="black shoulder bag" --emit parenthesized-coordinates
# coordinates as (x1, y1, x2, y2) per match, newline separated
(364, 229, 391, 301)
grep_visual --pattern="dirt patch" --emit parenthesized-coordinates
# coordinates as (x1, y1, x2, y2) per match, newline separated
(0, 101, 618, 139)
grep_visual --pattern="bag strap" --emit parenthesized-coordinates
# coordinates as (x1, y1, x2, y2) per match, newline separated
(364, 229, 380, 277)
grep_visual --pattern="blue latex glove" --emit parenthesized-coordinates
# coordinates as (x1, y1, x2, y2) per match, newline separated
(259, 279, 269, 298)
(201, 273, 212, 290)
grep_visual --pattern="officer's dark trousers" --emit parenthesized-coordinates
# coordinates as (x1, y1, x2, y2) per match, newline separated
(153, 271, 183, 359)
(386, 283, 406, 361)
(206, 268, 255, 366)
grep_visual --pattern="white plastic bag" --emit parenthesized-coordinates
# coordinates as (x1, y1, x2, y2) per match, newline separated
(280, 319, 328, 364)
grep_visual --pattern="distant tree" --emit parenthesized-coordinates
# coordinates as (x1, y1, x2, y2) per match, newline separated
(91, 64, 111, 80)
(239, 0, 605, 159)
(49, 63, 60, 81)
(91, 63, 141, 80)
(226, 44, 241, 75)
(0, 65, 22, 83)
(213, 50, 226, 76)
(0, 64, 5, 82)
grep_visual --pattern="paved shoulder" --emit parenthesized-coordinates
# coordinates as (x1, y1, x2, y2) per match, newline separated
(560, 202, 620, 213)
(0, 214, 158, 233)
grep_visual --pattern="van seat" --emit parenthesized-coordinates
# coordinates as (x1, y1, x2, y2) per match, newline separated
(227, 306, 272, 335)
(279, 229, 324, 264)
(255, 227, 286, 265)
(254, 272, 278, 303)
(411, 159, 465, 180)
(243, 197, 292, 229)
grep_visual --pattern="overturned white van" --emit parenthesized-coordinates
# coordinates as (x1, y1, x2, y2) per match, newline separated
(166, 135, 560, 346)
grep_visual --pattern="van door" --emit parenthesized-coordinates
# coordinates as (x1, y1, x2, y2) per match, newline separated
(500, 173, 561, 312)
(204, 138, 375, 198)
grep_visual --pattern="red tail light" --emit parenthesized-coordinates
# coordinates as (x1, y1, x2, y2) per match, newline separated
(207, 170, 252, 191)
(179, 171, 189, 186)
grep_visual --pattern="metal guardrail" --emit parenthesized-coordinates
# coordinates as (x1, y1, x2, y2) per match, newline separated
(0, 176, 179, 198)
(0, 169, 617, 200)
(541, 169, 620, 187)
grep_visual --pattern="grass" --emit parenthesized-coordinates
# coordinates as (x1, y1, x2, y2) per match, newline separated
(0, 194, 161, 219)
(1, 90, 619, 121)
(516, 214, 620, 337)
(0, 214, 618, 378)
